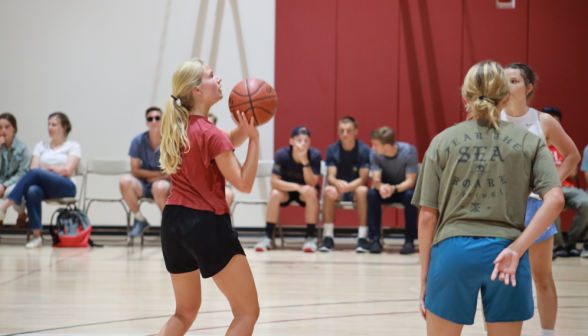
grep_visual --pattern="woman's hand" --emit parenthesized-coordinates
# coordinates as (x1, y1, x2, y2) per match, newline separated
(420, 281, 427, 320)
(232, 111, 259, 141)
(491, 247, 520, 287)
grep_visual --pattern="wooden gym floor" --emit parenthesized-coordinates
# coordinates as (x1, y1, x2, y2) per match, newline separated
(0, 235, 587, 335)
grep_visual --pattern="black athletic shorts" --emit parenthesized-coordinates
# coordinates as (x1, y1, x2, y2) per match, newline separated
(279, 185, 321, 207)
(161, 205, 245, 278)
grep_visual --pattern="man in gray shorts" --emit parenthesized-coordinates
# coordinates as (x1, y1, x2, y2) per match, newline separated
(320, 117, 371, 252)
(120, 107, 170, 238)
(367, 126, 418, 254)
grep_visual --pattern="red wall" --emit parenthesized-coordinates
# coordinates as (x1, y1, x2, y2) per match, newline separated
(275, 1, 588, 230)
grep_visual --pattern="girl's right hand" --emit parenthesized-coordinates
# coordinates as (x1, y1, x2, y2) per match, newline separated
(232, 111, 259, 141)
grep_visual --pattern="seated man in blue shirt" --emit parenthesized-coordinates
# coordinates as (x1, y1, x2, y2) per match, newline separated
(120, 107, 170, 238)
(320, 117, 370, 253)
(368, 126, 418, 255)
(255, 126, 322, 253)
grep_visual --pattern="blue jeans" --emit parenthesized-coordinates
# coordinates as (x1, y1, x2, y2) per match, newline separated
(367, 188, 418, 242)
(8, 168, 76, 230)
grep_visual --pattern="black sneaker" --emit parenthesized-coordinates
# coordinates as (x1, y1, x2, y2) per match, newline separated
(368, 240, 383, 254)
(400, 241, 415, 255)
(319, 236, 335, 252)
(567, 244, 581, 257)
(355, 238, 369, 253)
(554, 245, 569, 258)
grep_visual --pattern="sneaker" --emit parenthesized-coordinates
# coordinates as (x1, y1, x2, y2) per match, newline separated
(25, 236, 42, 249)
(319, 236, 334, 252)
(581, 243, 588, 258)
(569, 248, 581, 257)
(368, 240, 383, 254)
(254, 236, 273, 252)
(554, 245, 569, 258)
(355, 238, 369, 253)
(302, 238, 317, 253)
(400, 241, 415, 255)
(129, 219, 150, 238)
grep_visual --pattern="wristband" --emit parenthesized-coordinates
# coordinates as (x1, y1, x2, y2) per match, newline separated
(302, 163, 311, 168)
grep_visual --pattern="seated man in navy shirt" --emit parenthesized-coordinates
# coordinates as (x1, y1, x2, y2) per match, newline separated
(120, 107, 171, 238)
(320, 117, 371, 253)
(368, 126, 418, 255)
(255, 126, 322, 253)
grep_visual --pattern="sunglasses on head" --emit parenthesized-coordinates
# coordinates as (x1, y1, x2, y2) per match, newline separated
(147, 116, 161, 122)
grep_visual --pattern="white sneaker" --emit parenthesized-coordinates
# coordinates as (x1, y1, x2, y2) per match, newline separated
(581, 244, 588, 258)
(254, 237, 272, 252)
(302, 238, 317, 253)
(25, 236, 43, 249)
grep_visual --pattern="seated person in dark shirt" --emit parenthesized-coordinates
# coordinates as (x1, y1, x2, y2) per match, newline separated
(120, 107, 170, 238)
(255, 126, 322, 253)
(208, 113, 234, 208)
(320, 117, 371, 253)
(542, 107, 588, 258)
(368, 126, 419, 255)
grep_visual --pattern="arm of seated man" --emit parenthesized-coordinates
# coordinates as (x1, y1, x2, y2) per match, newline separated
(347, 167, 369, 191)
(271, 174, 302, 192)
(394, 172, 417, 193)
(372, 170, 392, 199)
(131, 158, 167, 181)
(327, 166, 348, 194)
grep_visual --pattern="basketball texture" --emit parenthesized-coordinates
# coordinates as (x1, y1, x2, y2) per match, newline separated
(228, 78, 277, 126)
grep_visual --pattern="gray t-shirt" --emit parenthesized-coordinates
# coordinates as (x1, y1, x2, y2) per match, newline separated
(370, 142, 418, 185)
(411, 120, 561, 245)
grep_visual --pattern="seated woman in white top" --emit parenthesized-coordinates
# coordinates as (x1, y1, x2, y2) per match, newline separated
(0, 112, 81, 248)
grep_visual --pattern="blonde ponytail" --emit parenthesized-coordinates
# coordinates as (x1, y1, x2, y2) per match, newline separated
(461, 60, 510, 130)
(160, 59, 204, 174)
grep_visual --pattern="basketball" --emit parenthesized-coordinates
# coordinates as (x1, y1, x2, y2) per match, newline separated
(228, 78, 277, 126)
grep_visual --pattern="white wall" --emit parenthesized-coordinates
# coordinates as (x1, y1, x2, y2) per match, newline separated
(0, 0, 274, 228)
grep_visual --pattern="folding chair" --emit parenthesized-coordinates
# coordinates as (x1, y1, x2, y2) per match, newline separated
(30, 162, 86, 242)
(83, 159, 132, 241)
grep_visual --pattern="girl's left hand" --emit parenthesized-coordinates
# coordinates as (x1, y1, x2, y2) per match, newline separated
(491, 248, 520, 287)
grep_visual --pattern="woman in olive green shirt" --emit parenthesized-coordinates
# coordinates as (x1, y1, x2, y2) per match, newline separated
(412, 61, 564, 336)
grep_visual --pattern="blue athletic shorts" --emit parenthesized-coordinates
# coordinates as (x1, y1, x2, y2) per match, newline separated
(425, 237, 534, 325)
(526, 198, 557, 244)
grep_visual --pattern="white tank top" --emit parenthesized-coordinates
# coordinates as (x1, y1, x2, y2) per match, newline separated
(500, 107, 546, 144)
(501, 107, 546, 199)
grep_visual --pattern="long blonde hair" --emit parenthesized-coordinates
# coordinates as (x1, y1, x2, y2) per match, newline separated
(160, 59, 204, 174)
(461, 60, 510, 130)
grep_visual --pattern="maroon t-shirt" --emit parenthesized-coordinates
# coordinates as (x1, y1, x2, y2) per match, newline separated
(166, 115, 235, 215)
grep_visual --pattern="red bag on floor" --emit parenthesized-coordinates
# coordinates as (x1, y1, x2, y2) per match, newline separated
(50, 207, 92, 248)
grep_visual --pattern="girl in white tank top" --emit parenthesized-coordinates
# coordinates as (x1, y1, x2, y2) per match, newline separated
(501, 63, 580, 336)
(501, 107, 545, 200)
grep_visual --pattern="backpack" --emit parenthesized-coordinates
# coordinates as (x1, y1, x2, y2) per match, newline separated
(50, 205, 98, 247)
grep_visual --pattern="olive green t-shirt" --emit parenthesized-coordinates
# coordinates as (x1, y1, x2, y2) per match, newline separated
(411, 120, 561, 245)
